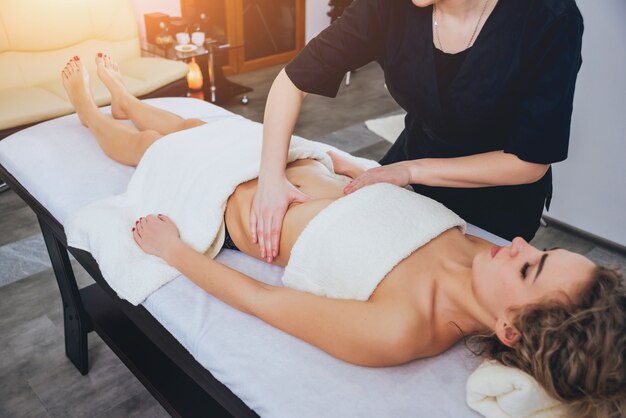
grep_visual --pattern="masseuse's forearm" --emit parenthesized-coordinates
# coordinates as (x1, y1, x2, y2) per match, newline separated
(164, 241, 273, 315)
(259, 69, 307, 180)
(409, 151, 549, 188)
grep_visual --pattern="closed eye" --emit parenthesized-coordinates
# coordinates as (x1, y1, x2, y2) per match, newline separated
(520, 262, 530, 279)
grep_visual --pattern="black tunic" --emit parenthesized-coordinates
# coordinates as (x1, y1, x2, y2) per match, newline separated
(285, 0, 584, 241)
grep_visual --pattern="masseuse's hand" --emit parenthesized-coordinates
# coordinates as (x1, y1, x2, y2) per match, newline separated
(133, 214, 181, 260)
(251, 177, 312, 263)
(343, 161, 413, 195)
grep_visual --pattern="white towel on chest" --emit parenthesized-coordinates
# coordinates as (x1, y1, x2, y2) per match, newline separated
(282, 183, 466, 301)
(66, 117, 377, 305)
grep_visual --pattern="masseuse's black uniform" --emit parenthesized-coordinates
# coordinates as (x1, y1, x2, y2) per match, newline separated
(285, 0, 583, 241)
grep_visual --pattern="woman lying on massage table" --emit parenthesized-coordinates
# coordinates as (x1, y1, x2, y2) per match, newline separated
(62, 55, 625, 417)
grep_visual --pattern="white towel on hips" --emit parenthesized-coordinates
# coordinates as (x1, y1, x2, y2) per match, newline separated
(282, 183, 466, 300)
(66, 117, 377, 305)
(466, 360, 569, 418)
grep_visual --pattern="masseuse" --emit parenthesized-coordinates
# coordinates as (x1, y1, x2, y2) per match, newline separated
(251, 0, 583, 263)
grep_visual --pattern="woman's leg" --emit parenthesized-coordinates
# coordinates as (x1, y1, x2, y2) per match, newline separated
(95, 53, 205, 135)
(62, 57, 161, 166)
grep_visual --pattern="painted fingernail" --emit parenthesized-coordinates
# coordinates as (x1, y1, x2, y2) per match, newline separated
(73, 56, 79, 60)
(132, 227, 135, 232)
(98, 52, 102, 57)
(135, 220, 139, 225)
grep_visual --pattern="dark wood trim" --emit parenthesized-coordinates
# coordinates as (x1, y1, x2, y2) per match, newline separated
(238, 50, 298, 73)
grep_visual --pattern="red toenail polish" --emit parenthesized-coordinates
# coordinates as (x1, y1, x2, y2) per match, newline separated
(132, 227, 135, 232)
(73, 56, 78, 60)
(98, 52, 102, 57)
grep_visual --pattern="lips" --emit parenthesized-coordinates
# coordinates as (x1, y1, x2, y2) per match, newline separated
(490, 245, 502, 258)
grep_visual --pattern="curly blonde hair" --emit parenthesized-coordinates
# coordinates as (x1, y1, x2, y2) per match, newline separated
(469, 265, 626, 418)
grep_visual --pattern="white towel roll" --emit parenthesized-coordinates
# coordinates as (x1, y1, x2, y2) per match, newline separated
(466, 360, 570, 418)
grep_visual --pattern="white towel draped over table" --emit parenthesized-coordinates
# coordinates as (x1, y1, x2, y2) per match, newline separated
(0, 97, 565, 418)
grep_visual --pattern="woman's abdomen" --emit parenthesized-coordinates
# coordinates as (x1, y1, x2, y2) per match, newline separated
(225, 159, 350, 266)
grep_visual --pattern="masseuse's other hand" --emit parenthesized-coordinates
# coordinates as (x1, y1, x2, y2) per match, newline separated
(343, 161, 412, 195)
(251, 177, 312, 263)
(133, 214, 180, 260)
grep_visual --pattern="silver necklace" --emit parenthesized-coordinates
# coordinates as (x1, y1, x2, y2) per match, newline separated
(433, 0, 490, 53)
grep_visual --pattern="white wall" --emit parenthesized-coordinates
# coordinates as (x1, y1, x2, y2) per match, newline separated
(306, 1, 331, 43)
(131, 0, 181, 39)
(547, 0, 626, 247)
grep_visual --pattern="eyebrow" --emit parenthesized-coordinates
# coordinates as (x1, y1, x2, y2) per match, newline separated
(533, 253, 549, 284)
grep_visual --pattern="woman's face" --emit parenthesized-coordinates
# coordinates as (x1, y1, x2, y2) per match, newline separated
(472, 237, 595, 320)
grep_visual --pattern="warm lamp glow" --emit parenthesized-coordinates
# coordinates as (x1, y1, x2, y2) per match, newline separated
(187, 58, 203, 91)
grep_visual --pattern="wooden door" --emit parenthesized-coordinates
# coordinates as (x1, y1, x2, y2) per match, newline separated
(182, 0, 305, 74)
(234, 0, 305, 72)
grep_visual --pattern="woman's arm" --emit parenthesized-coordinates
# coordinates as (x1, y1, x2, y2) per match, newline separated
(251, 69, 312, 264)
(408, 151, 550, 187)
(344, 151, 549, 193)
(134, 214, 421, 367)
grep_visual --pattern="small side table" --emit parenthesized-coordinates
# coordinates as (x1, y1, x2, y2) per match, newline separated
(141, 40, 253, 105)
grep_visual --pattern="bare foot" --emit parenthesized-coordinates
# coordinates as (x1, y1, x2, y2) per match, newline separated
(61, 57, 98, 127)
(95, 53, 130, 119)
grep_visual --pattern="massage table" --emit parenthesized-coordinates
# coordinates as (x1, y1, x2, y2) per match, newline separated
(0, 97, 510, 417)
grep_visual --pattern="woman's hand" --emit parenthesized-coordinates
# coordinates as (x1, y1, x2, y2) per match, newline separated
(343, 161, 413, 194)
(132, 214, 181, 261)
(250, 176, 312, 263)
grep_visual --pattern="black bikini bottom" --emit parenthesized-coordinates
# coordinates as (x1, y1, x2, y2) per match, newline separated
(223, 221, 241, 252)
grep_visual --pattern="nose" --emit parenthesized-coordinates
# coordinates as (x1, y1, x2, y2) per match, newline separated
(509, 236, 528, 257)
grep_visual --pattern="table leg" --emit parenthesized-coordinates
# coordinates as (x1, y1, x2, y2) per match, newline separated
(39, 218, 92, 375)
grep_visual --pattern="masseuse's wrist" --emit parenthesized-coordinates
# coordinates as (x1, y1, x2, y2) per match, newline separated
(258, 165, 286, 184)
(407, 159, 431, 185)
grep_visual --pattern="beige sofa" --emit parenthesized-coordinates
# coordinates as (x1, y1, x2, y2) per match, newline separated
(0, 0, 189, 139)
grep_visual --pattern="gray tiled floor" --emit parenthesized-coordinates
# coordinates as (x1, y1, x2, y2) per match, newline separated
(1, 61, 624, 417)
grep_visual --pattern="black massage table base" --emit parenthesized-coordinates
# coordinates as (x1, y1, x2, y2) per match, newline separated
(0, 162, 259, 418)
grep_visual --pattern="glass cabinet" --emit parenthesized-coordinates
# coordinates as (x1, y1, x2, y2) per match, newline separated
(181, 0, 305, 74)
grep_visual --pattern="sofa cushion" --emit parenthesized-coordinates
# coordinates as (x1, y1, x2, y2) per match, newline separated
(0, 0, 138, 52)
(38, 74, 148, 109)
(0, 88, 73, 130)
(119, 57, 191, 97)
(0, 0, 190, 132)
